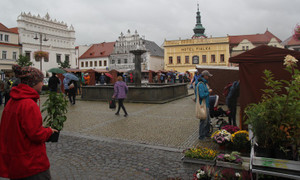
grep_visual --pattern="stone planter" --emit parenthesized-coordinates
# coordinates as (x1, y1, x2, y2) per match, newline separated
(181, 156, 215, 166)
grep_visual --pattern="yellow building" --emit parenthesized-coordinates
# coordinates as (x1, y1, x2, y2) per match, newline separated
(164, 37, 230, 72)
(163, 5, 230, 72)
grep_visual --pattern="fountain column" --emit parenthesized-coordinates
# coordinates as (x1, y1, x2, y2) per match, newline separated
(130, 49, 146, 86)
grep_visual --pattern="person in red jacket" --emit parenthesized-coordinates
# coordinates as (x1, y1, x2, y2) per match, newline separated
(0, 65, 57, 179)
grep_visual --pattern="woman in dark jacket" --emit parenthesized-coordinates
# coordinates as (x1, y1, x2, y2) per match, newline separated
(112, 76, 129, 117)
(68, 80, 77, 105)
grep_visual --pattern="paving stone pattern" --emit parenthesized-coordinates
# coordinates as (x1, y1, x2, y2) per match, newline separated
(47, 135, 200, 180)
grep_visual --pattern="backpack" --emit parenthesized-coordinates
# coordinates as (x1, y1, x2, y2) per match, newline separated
(223, 82, 233, 97)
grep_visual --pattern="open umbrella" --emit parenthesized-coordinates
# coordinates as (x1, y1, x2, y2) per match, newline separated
(48, 68, 66, 74)
(105, 73, 113, 78)
(63, 73, 79, 81)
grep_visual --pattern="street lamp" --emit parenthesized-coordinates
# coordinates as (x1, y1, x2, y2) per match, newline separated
(34, 33, 48, 71)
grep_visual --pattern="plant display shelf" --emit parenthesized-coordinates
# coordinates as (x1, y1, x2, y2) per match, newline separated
(216, 157, 250, 170)
(181, 156, 215, 166)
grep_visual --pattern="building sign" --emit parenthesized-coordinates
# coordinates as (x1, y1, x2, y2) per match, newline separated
(192, 56, 199, 64)
(181, 46, 211, 52)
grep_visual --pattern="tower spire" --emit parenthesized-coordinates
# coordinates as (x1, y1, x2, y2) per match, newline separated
(193, 3, 206, 38)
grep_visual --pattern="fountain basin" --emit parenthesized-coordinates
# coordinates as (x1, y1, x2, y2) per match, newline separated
(81, 83, 188, 104)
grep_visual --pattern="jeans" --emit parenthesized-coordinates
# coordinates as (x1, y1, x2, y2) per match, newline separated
(228, 104, 237, 126)
(116, 99, 128, 115)
(199, 107, 210, 139)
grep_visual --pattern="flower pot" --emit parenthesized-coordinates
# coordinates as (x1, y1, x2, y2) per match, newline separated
(47, 131, 60, 142)
(181, 156, 215, 166)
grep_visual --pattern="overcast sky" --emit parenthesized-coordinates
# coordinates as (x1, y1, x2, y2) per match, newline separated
(1, 0, 299, 46)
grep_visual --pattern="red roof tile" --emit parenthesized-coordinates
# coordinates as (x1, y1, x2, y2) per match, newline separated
(9, 27, 18, 34)
(284, 36, 300, 46)
(0, 23, 18, 34)
(229, 30, 282, 46)
(79, 42, 115, 59)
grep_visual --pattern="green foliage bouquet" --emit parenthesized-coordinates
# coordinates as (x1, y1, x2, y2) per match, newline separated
(245, 55, 300, 154)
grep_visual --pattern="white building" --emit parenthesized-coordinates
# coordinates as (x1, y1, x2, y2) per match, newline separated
(110, 30, 164, 71)
(75, 45, 91, 68)
(17, 12, 75, 74)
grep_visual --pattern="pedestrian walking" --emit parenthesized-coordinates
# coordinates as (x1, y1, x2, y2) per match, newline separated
(0, 79, 4, 106)
(226, 80, 240, 126)
(197, 70, 213, 140)
(0, 65, 57, 179)
(68, 80, 77, 105)
(48, 73, 60, 92)
(63, 77, 70, 96)
(99, 73, 106, 85)
(3, 77, 11, 106)
(112, 76, 128, 117)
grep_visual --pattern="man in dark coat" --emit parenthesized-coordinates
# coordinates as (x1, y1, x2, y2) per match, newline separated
(226, 80, 240, 126)
(48, 73, 60, 92)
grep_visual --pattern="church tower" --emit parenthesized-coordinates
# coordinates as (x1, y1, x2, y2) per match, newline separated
(192, 4, 206, 38)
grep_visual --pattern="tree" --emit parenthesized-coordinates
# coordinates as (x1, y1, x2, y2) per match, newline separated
(16, 54, 32, 67)
(58, 59, 71, 69)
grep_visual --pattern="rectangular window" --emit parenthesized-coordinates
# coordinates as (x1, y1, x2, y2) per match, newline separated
(94, 61, 97, 66)
(13, 52, 17, 60)
(246, 46, 249, 50)
(202, 55, 206, 63)
(111, 60, 115, 64)
(4, 35, 8, 42)
(104, 60, 107, 66)
(220, 54, 225, 62)
(242, 46, 245, 51)
(211, 55, 215, 63)
(65, 54, 69, 62)
(81, 62, 84, 67)
(2, 51, 7, 59)
(185, 56, 189, 63)
(85, 61, 88, 67)
(124, 59, 128, 64)
(90, 61, 93, 67)
(56, 54, 61, 63)
(25, 51, 31, 60)
(100, 61, 102, 66)
(169, 56, 173, 64)
(118, 59, 121, 64)
(177, 56, 181, 64)
(0, 34, 2, 41)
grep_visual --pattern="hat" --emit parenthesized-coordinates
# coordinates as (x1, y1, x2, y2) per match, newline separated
(12, 65, 44, 87)
(201, 70, 213, 77)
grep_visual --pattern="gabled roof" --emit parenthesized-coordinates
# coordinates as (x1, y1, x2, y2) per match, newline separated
(228, 30, 282, 46)
(229, 45, 300, 63)
(144, 40, 164, 57)
(282, 36, 300, 46)
(0, 23, 18, 34)
(79, 42, 115, 59)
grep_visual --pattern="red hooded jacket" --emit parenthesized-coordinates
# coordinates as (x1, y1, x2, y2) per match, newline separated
(0, 84, 53, 179)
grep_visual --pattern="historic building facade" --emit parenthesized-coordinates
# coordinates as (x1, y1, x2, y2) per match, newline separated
(164, 5, 230, 72)
(79, 42, 115, 70)
(228, 30, 283, 57)
(282, 36, 300, 52)
(0, 23, 21, 73)
(17, 12, 76, 74)
(109, 30, 164, 71)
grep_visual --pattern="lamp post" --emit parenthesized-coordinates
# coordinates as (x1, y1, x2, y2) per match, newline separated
(34, 33, 48, 71)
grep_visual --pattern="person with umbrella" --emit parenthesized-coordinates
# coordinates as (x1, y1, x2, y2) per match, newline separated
(63, 73, 79, 105)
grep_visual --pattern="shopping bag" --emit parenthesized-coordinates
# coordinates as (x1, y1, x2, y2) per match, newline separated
(195, 83, 207, 119)
(109, 99, 116, 109)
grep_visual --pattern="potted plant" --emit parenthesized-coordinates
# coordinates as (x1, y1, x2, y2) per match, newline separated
(42, 92, 68, 142)
(245, 55, 300, 160)
(218, 169, 251, 180)
(211, 129, 231, 150)
(216, 151, 243, 169)
(230, 130, 250, 154)
(34, 51, 49, 62)
(221, 125, 240, 134)
(193, 166, 216, 180)
(182, 147, 219, 165)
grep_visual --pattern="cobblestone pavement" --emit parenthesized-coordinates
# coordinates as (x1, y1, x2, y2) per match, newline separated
(46, 134, 200, 180)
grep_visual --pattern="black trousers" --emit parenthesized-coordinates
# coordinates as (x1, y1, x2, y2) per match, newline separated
(228, 104, 237, 126)
(11, 169, 51, 180)
(68, 92, 76, 104)
(116, 99, 127, 115)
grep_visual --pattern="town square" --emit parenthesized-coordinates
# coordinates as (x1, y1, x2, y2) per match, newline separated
(0, 0, 300, 179)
